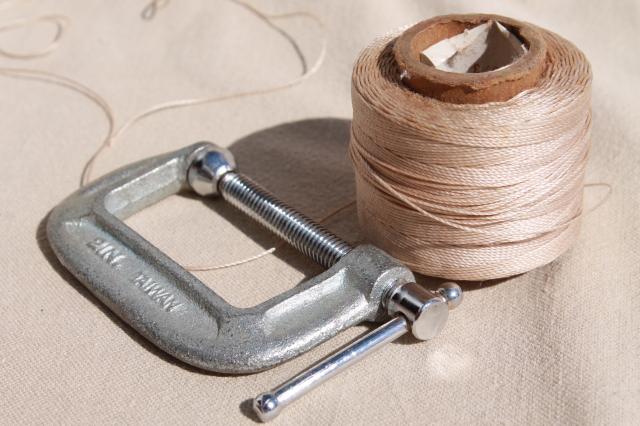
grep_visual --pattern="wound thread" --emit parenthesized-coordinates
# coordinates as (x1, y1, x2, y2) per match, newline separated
(350, 15, 592, 281)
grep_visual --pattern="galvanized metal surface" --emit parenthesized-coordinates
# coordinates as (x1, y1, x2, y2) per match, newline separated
(46, 143, 415, 373)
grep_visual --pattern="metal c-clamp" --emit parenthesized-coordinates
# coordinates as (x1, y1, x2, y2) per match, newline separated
(47, 143, 461, 421)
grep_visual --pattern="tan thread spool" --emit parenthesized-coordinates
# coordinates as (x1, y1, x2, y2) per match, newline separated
(350, 14, 592, 281)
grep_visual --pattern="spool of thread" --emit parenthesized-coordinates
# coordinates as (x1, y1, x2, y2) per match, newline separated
(350, 14, 592, 281)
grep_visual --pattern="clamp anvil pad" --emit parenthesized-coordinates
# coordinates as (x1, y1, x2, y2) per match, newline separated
(47, 143, 462, 421)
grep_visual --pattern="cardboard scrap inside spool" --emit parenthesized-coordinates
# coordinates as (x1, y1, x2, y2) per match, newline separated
(393, 14, 547, 103)
(421, 20, 527, 73)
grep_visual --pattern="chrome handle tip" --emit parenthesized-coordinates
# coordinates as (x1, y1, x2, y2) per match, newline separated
(437, 282, 463, 310)
(253, 392, 281, 422)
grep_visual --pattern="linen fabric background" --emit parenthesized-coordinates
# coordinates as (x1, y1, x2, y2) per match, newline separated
(1, 0, 638, 424)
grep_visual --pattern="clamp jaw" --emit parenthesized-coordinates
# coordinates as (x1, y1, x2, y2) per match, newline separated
(47, 143, 461, 419)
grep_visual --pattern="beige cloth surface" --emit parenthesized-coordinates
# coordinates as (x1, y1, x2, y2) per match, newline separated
(1, 0, 638, 424)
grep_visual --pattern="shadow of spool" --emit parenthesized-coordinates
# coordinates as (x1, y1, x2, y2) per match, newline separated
(198, 117, 358, 281)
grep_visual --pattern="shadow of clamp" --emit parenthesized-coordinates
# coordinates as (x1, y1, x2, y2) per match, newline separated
(47, 142, 462, 421)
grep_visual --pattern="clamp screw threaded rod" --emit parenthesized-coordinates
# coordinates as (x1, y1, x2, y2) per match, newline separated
(219, 172, 352, 268)
(188, 144, 352, 268)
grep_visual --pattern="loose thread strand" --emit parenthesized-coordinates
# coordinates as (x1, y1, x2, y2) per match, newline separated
(80, 0, 326, 186)
(0, 1, 328, 273)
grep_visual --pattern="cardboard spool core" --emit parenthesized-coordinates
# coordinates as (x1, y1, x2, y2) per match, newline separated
(393, 14, 547, 104)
